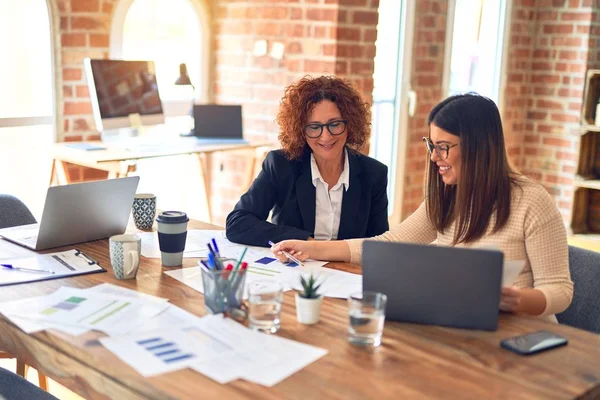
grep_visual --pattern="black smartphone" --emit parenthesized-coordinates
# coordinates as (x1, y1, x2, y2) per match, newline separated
(500, 330, 568, 355)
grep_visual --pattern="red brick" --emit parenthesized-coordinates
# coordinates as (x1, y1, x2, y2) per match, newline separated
(550, 113, 579, 123)
(307, 9, 337, 22)
(64, 102, 93, 115)
(73, 118, 90, 131)
(542, 24, 573, 34)
(291, 8, 303, 20)
(350, 61, 372, 74)
(561, 12, 590, 21)
(353, 11, 378, 24)
(556, 151, 577, 161)
(90, 34, 109, 47)
(61, 33, 86, 47)
(543, 137, 572, 147)
(102, 2, 113, 13)
(71, 16, 109, 30)
(263, 7, 288, 19)
(63, 135, 83, 142)
(62, 68, 83, 81)
(76, 85, 90, 98)
(63, 85, 73, 98)
(71, 0, 99, 12)
(255, 23, 283, 36)
(337, 27, 360, 41)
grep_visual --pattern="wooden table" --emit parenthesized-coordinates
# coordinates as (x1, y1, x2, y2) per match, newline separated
(51, 139, 273, 223)
(1, 221, 599, 400)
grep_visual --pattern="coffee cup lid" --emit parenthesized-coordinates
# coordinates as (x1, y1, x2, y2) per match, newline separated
(156, 211, 189, 224)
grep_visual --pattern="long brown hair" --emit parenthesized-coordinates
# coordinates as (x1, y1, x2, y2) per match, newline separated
(426, 93, 520, 244)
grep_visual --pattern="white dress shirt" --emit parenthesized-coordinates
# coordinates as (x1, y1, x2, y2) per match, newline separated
(311, 150, 350, 240)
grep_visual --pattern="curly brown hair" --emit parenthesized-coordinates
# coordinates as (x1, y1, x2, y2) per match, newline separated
(276, 75, 371, 160)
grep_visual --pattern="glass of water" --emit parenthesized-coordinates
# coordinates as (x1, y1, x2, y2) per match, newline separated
(347, 291, 387, 347)
(248, 281, 283, 334)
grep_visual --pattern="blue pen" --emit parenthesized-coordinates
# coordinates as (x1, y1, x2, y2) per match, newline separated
(207, 253, 217, 270)
(1, 263, 55, 274)
(207, 243, 223, 270)
(211, 238, 220, 256)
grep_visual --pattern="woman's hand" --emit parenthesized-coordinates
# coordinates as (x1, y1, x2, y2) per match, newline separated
(500, 286, 523, 313)
(271, 240, 312, 263)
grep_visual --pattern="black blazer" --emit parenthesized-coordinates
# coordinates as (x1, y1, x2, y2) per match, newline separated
(226, 147, 389, 247)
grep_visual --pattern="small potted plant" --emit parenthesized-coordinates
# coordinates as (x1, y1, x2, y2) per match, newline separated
(295, 274, 323, 325)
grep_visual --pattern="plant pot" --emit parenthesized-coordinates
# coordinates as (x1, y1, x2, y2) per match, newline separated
(295, 293, 323, 325)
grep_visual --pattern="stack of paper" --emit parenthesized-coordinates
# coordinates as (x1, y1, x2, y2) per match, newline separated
(0, 284, 203, 336)
(100, 314, 328, 386)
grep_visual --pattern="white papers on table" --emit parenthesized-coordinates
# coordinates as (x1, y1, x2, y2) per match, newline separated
(164, 263, 358, 299)
(291, 267, 362, 299)
(100, 314, 328, 386)
(139, 230, 237, 258)
(0, 249, 104, 286)
(502, 260, 525, 287)
(0, 286, 169, 336)
(0, 238, 36, 259)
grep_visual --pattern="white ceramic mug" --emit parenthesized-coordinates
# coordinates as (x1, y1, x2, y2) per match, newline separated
(109, 234, 141, 279)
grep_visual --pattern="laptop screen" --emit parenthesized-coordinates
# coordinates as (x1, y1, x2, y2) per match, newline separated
(193, 105, 243, 139)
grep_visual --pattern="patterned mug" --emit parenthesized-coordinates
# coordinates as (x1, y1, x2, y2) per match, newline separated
(132, 193, 157, 230)
(109, 234, 141, 279)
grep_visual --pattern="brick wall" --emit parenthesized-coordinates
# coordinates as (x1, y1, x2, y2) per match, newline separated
(400, 0, 448, 217)
(57, 0, 114, 143)
(211, 0, 379, 225)
(515, 1, 597, 221)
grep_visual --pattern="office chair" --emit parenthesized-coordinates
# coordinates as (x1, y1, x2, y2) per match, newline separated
(0, 194, 49, 390)
(0, 367, 57, 400)
(556, 246, 600, 334)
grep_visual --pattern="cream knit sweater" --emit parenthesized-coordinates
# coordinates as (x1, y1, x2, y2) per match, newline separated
(346, 177, 574, 318)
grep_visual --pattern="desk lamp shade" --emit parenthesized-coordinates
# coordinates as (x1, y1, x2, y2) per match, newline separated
(175, 63, 194, 89)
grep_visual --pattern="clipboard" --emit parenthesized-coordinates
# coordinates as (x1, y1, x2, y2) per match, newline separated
(0, 249, 106, 286)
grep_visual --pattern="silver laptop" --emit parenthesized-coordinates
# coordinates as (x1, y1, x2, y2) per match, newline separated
(362, 241, 503, 331)
(0, 177, 139, 250)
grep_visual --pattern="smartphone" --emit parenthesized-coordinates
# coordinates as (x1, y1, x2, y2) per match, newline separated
(500, 330, 568, 355)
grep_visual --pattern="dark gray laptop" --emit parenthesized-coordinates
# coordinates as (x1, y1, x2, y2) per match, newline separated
(0, 177, 139, 250)
(193, 104, 248, 144)
(362, 241, 503, 331)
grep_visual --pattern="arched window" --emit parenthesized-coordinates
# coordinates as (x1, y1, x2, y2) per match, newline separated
(111, 0, 210, 116)
(0, 0, 55, 217)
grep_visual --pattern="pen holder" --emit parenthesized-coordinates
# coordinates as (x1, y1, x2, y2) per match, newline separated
(201, 266, 247, 314)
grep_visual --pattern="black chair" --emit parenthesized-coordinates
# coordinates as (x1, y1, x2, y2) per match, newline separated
(0, 194, 36, 229)
(0, 367, 57, 400)
(0, 194, 49, 390)
(556, 246, 600, 334)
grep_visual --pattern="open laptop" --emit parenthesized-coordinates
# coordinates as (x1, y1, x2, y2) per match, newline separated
(362, 241, 503, 331)
(193, 104, 248, 144)
(0, 177, 139, 251)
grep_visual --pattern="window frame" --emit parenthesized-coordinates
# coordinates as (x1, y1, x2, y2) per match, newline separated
(442, 0, 511, 114)
(0, 0, 58, 140)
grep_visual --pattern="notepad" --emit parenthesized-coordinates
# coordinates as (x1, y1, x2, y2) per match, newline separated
(0, 249, 105, 286)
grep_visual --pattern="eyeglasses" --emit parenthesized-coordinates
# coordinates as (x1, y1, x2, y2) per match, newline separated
(303, 120, 347, 138)
(422, 137, 459, 160)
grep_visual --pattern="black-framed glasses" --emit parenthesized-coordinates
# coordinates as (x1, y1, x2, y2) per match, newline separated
(422, 137, 459, 160)
(303, 120, 347, 138)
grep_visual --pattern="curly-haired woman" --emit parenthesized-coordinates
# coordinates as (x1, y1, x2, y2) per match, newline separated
(225, 75, 389, 247)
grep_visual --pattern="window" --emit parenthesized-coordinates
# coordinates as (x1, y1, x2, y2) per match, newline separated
(444, 0, 510, 103)
(0, 0, 55, 217)
(111, 0, 209, 115)
(371, 0, 415, 221)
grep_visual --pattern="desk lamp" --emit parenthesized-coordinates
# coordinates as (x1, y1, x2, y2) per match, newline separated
(175, 63, 195, 137)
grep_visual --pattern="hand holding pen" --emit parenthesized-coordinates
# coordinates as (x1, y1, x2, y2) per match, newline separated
(268, 241, 305, 266)
(0, 264, 55, 274)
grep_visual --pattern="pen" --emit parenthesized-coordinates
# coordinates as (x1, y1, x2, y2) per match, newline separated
(267, 241, 304, 267)
(211, 238, 220, 257)
(0, 264, 55, 274)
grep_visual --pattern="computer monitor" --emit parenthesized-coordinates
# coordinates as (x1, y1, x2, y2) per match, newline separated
(84, 58, 165, 132)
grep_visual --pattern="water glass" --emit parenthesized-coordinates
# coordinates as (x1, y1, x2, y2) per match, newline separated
(248, 281, 283, 334)
(348, 291, 387, 347)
